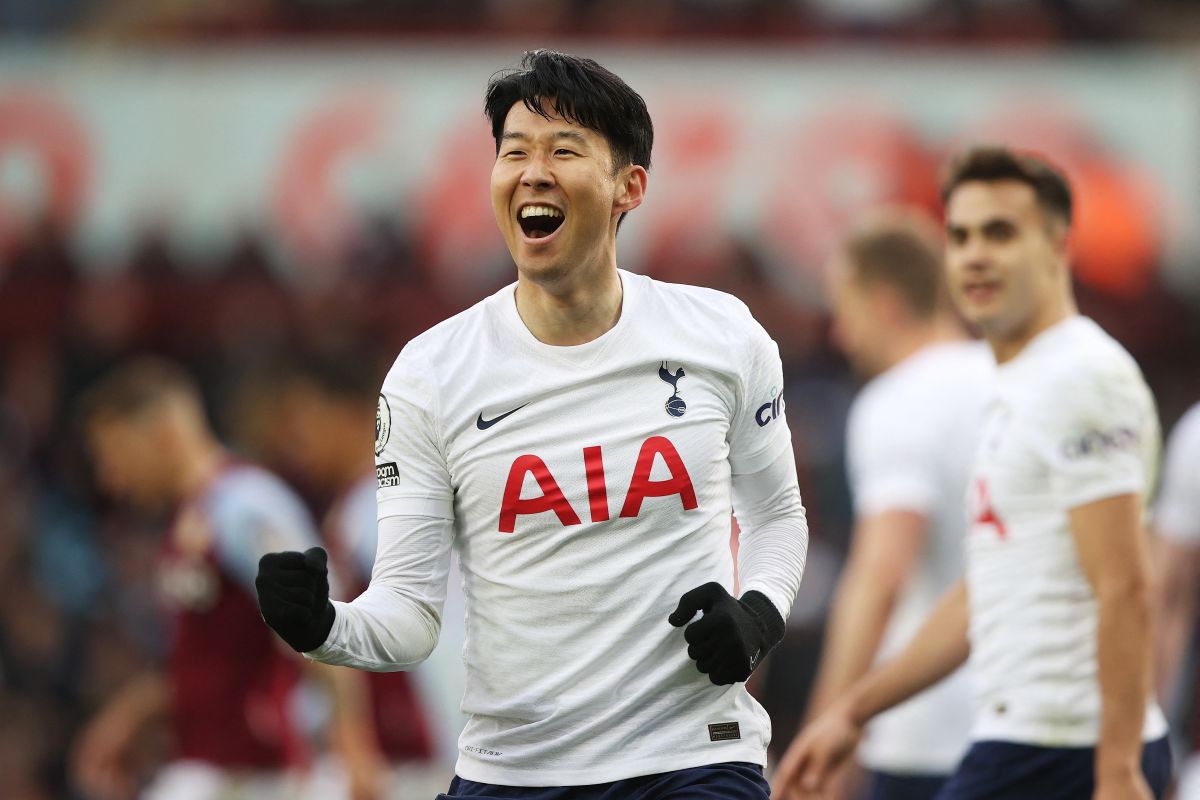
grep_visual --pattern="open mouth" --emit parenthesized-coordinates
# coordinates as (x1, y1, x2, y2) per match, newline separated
(518, 204, 565, 240)
(963, 280, 1001, 304)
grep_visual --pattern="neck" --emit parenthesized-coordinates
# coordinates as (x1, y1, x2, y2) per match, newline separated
(174, 434, 226, 502)
(989, 290, 1078, 364)
(514, 265, 623, 346)
(880, 316, 965, 372)
(332, 436, 375, 495)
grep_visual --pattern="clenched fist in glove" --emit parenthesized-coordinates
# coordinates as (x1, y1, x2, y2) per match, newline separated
(669, 582, 785, 685)
(256, 547, 336, 653)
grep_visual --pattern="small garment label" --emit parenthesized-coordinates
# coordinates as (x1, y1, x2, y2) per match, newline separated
(708, 722, 741, 742)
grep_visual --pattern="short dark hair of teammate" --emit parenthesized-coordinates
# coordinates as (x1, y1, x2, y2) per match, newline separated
(485, 49, 654, 177)
(839, 208, 950, 321)
(275, 352, 380, 492)
(77, 356, 211, 510)
(281, 351, 379, 406)
(77, 356, 205, 429)
(940, 145, 1073, 229)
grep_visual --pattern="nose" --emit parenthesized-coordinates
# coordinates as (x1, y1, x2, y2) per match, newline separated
(953, 235, 990, 272)
(520, 152, 555, 190)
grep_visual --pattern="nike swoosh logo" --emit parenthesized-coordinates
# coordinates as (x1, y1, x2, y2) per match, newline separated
(476, 403, 528, 430)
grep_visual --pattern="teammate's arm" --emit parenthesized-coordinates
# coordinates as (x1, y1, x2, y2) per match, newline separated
(805, 509, 926, 716)
(771, 579, 968, 799)
(1152, 534, 1200, 704)
(1069, 494, 1154, 800)
(306, 661, 387, 800)
(71, 670, 168, 800)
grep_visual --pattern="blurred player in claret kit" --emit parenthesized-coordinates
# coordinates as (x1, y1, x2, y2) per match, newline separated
(254, 49, 809, 799)
(1152, 401, 1200, 799)
(800, 210, 991, 800)
(773, 147, 1171, 800)
(278, 354, 468, 799)
(71, 357, 387, 800)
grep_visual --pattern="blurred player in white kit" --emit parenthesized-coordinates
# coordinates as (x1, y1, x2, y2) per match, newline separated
(254, 49, 809, 799)
(774, 146, 1171, 800)
(802, 209, 991, 800)
(1152, 401, 1200, 800)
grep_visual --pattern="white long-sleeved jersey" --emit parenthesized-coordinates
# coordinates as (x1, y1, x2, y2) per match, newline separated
(307, 270, 808, 785)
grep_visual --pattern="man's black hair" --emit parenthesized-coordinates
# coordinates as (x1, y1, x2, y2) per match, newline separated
(484, 50, 653, 173)
(941, 146, 1073, 228)
(283, 350, 379, 405)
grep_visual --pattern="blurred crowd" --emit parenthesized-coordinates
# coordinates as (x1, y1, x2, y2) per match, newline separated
(4, 0, 1200, 42)
(0, 204, 1197, 796)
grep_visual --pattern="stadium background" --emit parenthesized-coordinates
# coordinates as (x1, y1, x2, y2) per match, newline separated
(1, 1, 1199, 797)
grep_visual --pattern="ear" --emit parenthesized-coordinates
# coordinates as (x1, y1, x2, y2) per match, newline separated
(613, 164, 648, 217)
(871, 283, 907, 327)
(1048, 218, 1071, 261)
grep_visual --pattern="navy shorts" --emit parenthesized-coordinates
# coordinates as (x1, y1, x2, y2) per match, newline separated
(436, 761, 769, 799)
(934, 737, 1172, 800)
(869, 770, 950, 800)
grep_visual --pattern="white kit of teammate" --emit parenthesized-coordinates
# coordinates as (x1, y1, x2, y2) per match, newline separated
(966, 316, 1167, 746)
(846, 340, 992, 775)
(1153, 401, 1200, 798)
(1154, 401, 1200, 551)
(307, 269, 808, 785)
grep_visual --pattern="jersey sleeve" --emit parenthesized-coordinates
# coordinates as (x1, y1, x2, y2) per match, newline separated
(208, 471, 324, 595)
(845, 387, 940, 517)
(733, 446, 809, 619)
(307, 513, 453, 670)
(1036, 361, 1158, 511)
(376, 347, 454, 521)
(727, 313, 793, 476)
(1154, 403, 1200, 544)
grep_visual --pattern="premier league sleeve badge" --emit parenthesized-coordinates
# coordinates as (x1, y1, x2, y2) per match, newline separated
(375, 393, 392, 456)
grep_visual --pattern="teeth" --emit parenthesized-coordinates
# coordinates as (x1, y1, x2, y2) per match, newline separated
(520, 206, 563, 219)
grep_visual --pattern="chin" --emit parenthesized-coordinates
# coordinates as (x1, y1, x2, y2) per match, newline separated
(516, 258, 571, 284)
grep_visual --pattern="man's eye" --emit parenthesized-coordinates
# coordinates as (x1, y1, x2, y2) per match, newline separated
(503, 150, 526, 158)
(555, 149, 577, 157)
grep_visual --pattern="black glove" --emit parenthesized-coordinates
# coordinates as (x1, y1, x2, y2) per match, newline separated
(255, 546, 336, 653)
(668, 582, 785, 685)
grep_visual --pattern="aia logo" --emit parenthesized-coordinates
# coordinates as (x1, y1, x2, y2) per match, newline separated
(971, 478, 1006, 540)
(659, 362, 686, 417)
(499, 436, 697, 533)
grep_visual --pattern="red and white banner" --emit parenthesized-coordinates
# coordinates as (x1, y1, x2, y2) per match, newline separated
(0, 44, 1195, 298)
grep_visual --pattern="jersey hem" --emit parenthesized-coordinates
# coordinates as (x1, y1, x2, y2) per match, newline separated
(1061, 479, 1142, 512)
(858, 739, 967, 775)
(969, 703, 1168, 748)
(453, 745, 767, 787)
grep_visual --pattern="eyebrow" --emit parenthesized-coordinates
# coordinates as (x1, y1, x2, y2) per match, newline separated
(500, 130, 590, 145)
(946, 216, 1015, 234)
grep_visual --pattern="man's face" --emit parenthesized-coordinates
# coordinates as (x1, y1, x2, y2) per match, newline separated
(278, 382, 341, 485)
(944, 179, 1067, 343)
(87, 414, 174, 510)
(490, 102, 638, 282)
(828, 260, 886, 378)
